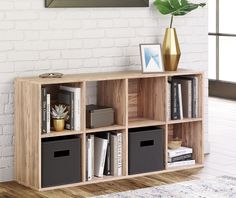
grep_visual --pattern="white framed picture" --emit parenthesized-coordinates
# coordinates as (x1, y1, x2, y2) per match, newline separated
(140, 44, 164, 73)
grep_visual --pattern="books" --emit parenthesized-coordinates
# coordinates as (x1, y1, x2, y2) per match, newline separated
(41, 87, 50, 134)
(111, 132, 122, 177)
(168, 146, 193, 158)
(167, 146, 195, 168)
(168, 153, 192, 163)
(94, 136, 108, 177)
(169, 76, 199, 120)
(86, 134, 94, 181)
(167, 160, 195, 168)
(60, 86, 81, 131)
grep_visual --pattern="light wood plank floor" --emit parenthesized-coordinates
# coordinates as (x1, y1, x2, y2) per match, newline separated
(0, 97, 235, 198)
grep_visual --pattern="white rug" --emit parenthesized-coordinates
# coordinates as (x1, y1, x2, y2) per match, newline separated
(94, 176, 236, 198)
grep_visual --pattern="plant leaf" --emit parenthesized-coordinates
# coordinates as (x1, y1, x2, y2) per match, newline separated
(154, 0, 206, 16)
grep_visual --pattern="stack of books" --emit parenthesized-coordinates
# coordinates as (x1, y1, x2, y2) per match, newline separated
(167, 146, 195, 168)
(86, 131, 122, 180)
(167, 76, 199, 120)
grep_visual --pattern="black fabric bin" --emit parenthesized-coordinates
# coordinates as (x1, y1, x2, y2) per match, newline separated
(42, 135, 81, 187)
(128, 126, 164, 175)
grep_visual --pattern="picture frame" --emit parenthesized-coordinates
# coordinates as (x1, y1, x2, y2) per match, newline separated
(45, 0, 149, 8)
(139, 44, 164, 73)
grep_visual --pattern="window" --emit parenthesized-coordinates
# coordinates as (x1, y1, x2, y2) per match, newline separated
(209, 0, 236, 99)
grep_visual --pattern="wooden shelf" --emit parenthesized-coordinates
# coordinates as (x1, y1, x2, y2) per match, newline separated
(167, 118, 203, 124)
(14, 69, 204, 191)
(128, 118, 165, 128)
(41, 130, 83, 138)
(86, 125, 125, 133)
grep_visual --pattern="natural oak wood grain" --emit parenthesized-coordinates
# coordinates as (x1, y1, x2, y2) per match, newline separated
(14, 69, 204, 191)
(14, 80, 41, 189)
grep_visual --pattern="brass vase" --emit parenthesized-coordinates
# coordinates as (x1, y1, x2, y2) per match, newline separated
(53, 119, 65, 132)
(162, 28, 181, 71)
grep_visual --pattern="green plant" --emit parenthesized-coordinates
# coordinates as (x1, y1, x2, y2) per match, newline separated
(154, 0, 206, 28)
(51, 104, 69, 119)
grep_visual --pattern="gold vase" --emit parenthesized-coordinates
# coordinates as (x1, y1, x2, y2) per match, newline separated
(162, 28, 181, 71)
(53, 119, 65, 132)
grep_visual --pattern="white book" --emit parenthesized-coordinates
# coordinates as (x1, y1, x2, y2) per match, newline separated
(46, 94, 50, 133)
(94, 137, 108, 177)
(111, 134, 118, 176)
(178, 84, 183, 120)
(168, 146, 193, 158)
(167, 159, 195, 168)
(87, 136, 92, 181)
(60, 86, 81, 131)
(117, 133, 122, 176)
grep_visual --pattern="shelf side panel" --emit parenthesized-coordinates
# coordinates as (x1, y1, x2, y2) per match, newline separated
(15, 81, 41, 189)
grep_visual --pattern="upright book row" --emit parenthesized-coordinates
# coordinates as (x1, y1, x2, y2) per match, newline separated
(41, 85, 81, 133)
(167, 76, 199, 120)
(86, 131, 122, 181)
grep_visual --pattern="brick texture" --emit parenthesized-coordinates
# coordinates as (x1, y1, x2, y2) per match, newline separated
(0, 0, 208, 181)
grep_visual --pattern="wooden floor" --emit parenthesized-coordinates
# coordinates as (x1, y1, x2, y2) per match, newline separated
(1, 97, 235, 198)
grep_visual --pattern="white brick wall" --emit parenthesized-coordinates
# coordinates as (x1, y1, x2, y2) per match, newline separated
(0, 0, 208, 181)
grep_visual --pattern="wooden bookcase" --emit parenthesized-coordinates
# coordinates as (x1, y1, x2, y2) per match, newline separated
(14, 69, 204, 191)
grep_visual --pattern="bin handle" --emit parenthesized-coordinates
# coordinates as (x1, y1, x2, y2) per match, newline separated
(140, 140, 154, 147)
(54, 150, 70, 158)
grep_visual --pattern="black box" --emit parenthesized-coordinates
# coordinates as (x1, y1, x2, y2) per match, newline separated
(128, 126, 164, 175)
(42, 136, 81, 187)
(86, 105, 114, 128)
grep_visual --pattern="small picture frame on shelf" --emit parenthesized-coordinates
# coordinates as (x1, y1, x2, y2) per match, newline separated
(140, 43, 164, 73)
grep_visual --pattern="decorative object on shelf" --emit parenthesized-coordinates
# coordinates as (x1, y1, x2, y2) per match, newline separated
(45, 0, 149, 8)
(51, 104, 69, 132)
(139, 44, 164, 73)
(154, 0, 206, 71)
(39, 73, 63, 78)
(168, 138, 182, 150)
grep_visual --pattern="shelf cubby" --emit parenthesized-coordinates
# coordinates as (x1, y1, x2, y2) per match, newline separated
(167, 121, 204, 165)
(128, 77, 166, 128)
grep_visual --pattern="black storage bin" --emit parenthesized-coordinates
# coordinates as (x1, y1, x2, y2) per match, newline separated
(42, 135, 81, 187)
(128, 126, 164, 175)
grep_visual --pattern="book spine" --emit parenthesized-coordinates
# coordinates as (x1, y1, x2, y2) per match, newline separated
(171, 78, 179, 119)
(41, 88, 47, 133)
(46, 94, 50, 133)
(195, 77, 199, 118)
(168, 153, 192, 163)
(188, 81, 192, 118)
(167, 159, 195, 168)
(91, 135, 94, 178)
(192, 78, 197, 118)
(111, 135, 118, 176)
(178, 84, 183, 119)
(104, 133, 111, 176)
(98, 140, 108, 177)
(117, 133, 122, 177)
(168, 149, 192, 158)
(171, 81, 179, 120)
(70, 92, 74, 130)
(74, 89, 80, 131)
(86, 137, 91, 181)
(167, 82, 171, 120)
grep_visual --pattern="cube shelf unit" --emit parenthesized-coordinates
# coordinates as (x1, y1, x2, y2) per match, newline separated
(14, 69, 204, 191)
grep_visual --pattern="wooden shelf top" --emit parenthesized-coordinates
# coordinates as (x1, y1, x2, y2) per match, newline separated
(167, 118, 203, 124)
(15, 69, 204, 85)
(86, 125, 125, 133)
(41, 130, 83, 138)
(128, 118, 166, 128)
